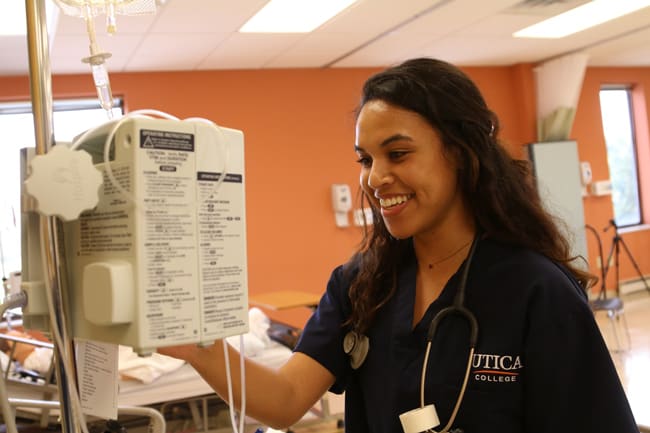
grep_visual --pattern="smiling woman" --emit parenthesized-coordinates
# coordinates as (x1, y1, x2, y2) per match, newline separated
(0, 98, 122, 280)
(158, 57, 640, 433)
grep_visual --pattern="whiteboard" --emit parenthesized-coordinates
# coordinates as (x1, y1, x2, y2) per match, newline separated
(527, 140, 588, 268)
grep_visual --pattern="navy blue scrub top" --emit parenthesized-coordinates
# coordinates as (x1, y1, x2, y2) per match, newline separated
(294, 238, 638, 433)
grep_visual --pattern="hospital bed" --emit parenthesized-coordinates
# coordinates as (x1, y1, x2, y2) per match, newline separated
(0, 310, 343, 433)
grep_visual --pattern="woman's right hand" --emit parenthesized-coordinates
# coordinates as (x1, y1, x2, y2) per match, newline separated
(157, 341, 219, 363)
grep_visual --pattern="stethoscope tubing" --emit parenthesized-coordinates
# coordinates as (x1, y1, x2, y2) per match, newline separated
(420, 235, 481, 433)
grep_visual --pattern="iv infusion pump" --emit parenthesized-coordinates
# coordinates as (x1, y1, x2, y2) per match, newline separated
(21, 117, 250, 355)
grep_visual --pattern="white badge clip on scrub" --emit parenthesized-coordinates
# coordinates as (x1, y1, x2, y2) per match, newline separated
(343, 331, 369, 369)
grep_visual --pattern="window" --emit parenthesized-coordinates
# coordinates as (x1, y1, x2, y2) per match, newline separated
(0, 99, 123, 278)
(599, 88, 641, 227)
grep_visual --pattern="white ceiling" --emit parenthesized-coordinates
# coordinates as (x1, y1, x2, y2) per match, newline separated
(2, 0, 650, 76)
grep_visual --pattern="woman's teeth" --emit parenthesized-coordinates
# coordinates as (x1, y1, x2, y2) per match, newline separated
(379, 195, 411, 209)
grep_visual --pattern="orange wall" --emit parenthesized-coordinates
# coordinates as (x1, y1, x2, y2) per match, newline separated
(1, 63, 647, 325)
(573, 67, 650, 293)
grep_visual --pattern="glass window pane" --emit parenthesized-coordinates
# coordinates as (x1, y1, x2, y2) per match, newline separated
(0, 101, 123, 278)
(599, 89, 641, 227)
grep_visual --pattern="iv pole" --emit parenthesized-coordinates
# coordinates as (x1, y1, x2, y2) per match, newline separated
(24, 1, 79, 433)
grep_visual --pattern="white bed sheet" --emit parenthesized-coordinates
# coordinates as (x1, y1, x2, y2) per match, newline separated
(4, 308, 302, 425)
(5, 341, 343, 431)
(118, 341, 292, 406)
(5, 341, 293, 414)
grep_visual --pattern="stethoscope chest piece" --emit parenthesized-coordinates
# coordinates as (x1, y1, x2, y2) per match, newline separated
(344, 331, 369, 369)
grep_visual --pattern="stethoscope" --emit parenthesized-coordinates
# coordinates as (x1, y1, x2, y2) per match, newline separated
(415, 234, 480, 433)
(345, 235, 480, 433)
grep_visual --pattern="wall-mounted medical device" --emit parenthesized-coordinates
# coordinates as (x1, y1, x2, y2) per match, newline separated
(579, 161, 592, 185)
(331, 183, 352, 227)
(590, 179, 613, 196)
(353, 207, 373, 227)
(22, 117, 249, 355)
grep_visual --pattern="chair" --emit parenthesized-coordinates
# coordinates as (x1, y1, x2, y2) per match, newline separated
(585, 224, 632, 352)
(589, 295, 631, 352)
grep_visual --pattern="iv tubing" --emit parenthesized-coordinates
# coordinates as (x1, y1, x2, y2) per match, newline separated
(70, 109, 231, 212)
(70, 109, 180, 210)
(183, 116, 230, 191)
(82, 2, 114, 114)
(39, 222, 91, 433)
(223, 337, 246, 433)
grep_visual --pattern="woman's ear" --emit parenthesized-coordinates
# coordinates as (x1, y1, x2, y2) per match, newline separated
(443, 143, 463, 171)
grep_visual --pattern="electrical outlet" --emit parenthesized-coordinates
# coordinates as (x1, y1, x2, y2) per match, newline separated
(353, 209, 365, 226)
(353, 207, 374, 226)
(363, 207, 373, 225)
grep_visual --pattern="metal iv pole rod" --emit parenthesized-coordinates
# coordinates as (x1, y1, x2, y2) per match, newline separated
(24, 1, 79, 433)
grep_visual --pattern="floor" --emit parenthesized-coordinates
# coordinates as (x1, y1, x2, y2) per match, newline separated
(291, 289, 650, 433)
(594, 289, 650, 429)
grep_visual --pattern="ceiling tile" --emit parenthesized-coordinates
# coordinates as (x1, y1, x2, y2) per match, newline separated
(2, 0, 649, 75)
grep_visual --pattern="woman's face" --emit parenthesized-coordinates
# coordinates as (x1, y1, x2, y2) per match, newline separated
(355, 100, 469, 240)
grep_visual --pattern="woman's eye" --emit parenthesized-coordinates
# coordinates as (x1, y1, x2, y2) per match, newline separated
(356, 156, 372, 167)
(389, 150, 407, 160)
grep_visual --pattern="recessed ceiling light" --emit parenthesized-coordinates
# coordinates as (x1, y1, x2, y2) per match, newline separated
(0, 0, 59, 37)
(513, 0, 650, 39)
(240, 0, 358, 33)
(0, 0, 29, 36)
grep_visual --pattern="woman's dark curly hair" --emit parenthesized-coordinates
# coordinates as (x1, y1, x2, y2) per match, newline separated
(345, 58, 596, 334)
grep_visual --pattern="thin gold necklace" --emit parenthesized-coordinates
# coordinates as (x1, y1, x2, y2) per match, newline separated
(427, 240, 472, 270)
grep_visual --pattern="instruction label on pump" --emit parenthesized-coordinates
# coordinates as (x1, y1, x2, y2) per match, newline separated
(139, 131, 201, 344)
(77, 164, 133, 256)
(197, 171, 247, 338)
(141, 129, 194, 151)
